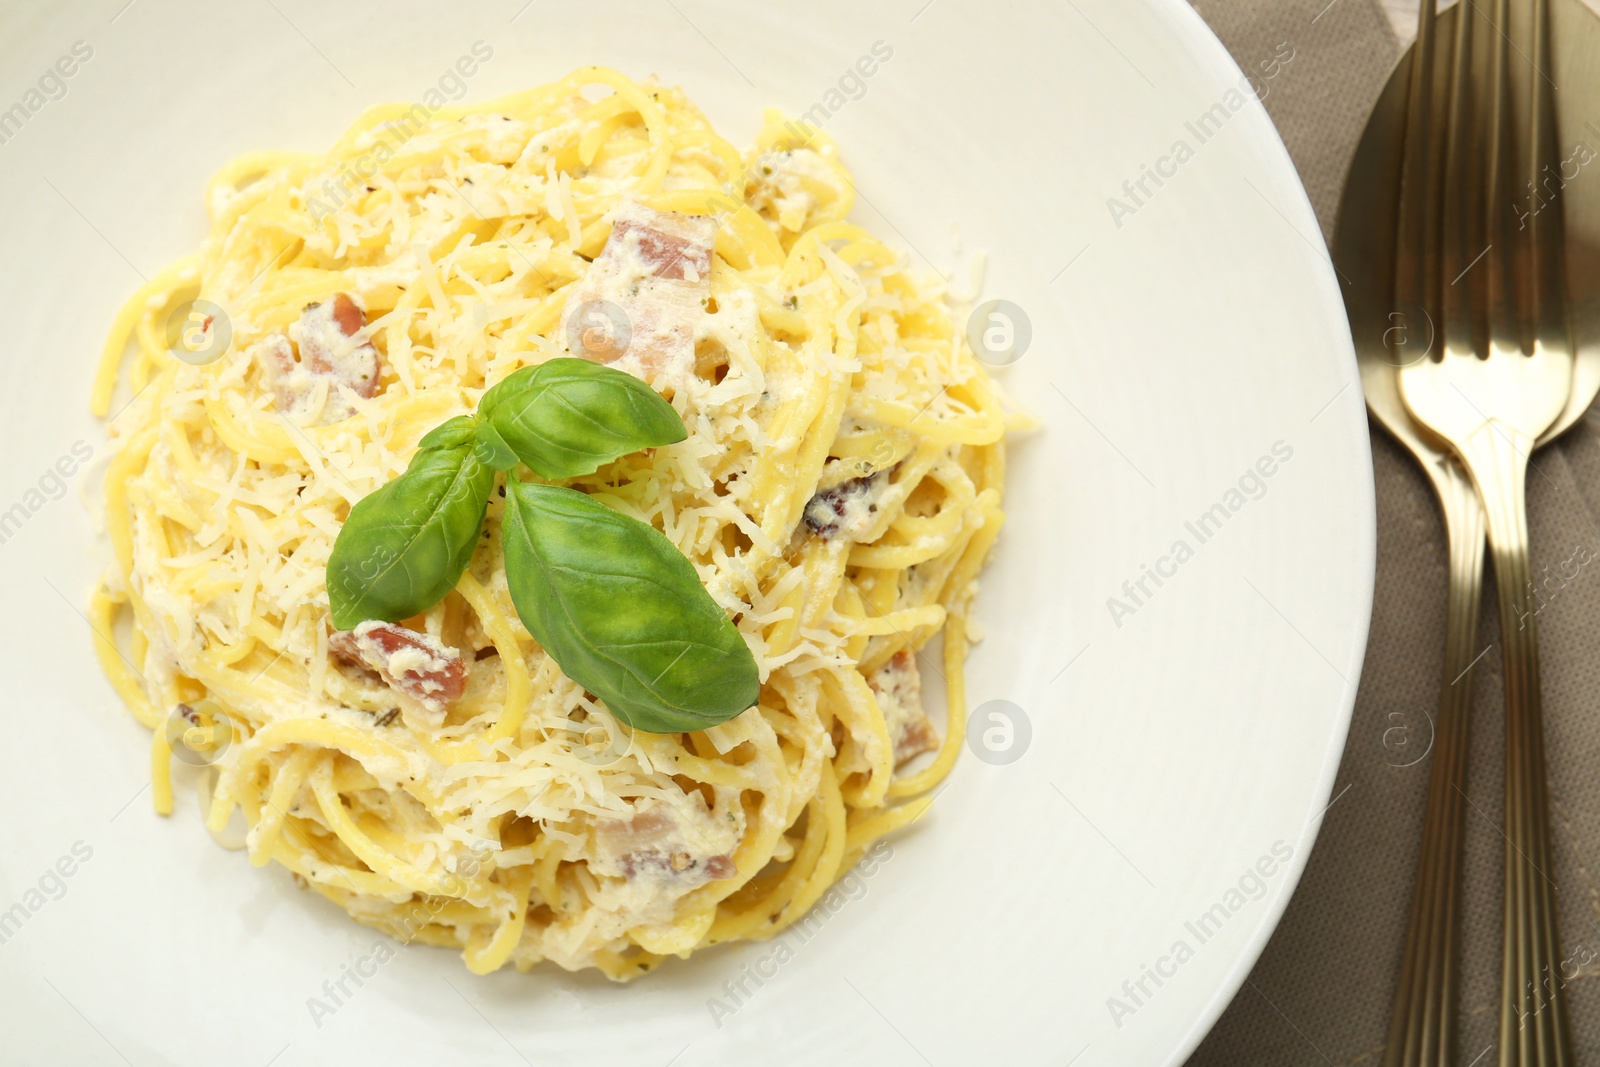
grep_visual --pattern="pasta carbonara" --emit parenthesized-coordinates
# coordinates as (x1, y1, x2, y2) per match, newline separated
(90, 67, 1014, 978)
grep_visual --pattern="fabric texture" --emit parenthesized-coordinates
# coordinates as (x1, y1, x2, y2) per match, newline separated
(1188, 0, 1600, 1063)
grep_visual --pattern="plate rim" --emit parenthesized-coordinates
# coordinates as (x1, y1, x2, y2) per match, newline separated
(1148, 0, 1378, 1060)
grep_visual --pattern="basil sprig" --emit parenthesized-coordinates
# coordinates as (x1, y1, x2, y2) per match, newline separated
(324, 359, 760, 733)
(501, 482, 761, 733)
(326, 415, 495, 631)
(479, 359, 687, 479)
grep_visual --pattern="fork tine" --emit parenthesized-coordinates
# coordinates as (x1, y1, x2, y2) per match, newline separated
(1438, 0, 1477, 356)
(1394, 0, 1441, 352)
(1483, 0, 1521, 362)
(1529, 0, 1567, 352)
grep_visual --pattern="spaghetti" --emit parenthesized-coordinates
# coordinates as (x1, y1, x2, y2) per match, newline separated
(91, 67, 1015, 978)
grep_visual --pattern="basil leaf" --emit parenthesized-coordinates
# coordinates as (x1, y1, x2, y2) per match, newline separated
(501, 481, 759, 732)
(472, 419, 521, 472)
(418, 414, 478, 450)
(326, 432, 496, 630)
(479, 358, 687, 480)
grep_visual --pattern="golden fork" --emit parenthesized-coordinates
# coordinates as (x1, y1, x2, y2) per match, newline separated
(1338, 0, 1600, 1062)
(1396, 0, 1575, 1062)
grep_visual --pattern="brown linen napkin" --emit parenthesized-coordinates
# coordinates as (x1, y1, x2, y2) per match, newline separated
(1187, 0, 1600, 1063)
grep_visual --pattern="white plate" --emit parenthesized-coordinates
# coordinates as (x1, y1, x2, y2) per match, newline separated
(0, 2, 1373, 1064)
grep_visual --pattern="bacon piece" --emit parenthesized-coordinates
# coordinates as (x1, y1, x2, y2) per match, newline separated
(296, 293, 381, 400)
(609, 210, 714, 282)
(869, 650, 939, 766)
(254, 333, 296, 379)
(255, 291, 382, 423)
(593, 805, 736, 885)
(326, 291, 367, 338)
(563, 202, 715, 383)
(329, 621, 466, 710)
(803, 470, 889, 540)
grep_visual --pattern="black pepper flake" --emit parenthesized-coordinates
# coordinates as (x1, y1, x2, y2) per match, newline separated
(802, 471, 883, 538)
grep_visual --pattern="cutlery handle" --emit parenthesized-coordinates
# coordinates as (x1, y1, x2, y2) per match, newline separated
(1384, 457, 1485, 1067)
(1454, 423, 1573, 1067)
